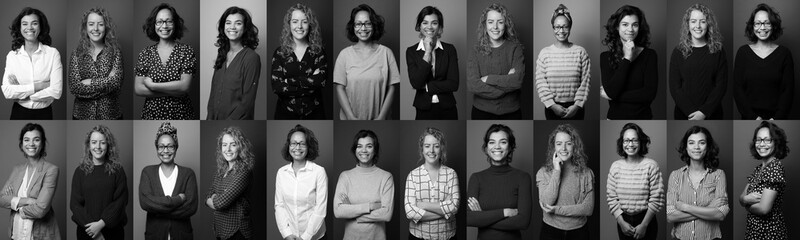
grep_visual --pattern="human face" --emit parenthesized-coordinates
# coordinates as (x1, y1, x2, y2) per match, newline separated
(485, 10, 505, 43)
(290, 10, 309, 41)
(618, 14, 639, 42)
(221, 134, 239, 162)
(289, 131, 308, 161)
(622, 129, 640, 157)
(22, 130, 42, 158)
(553, 15, 570, 43)
(155, 9, 174, 40)
(686, 132, 707, 161)
(355, 137, 375, 164)
(753, 10, 772, 41)
(554, 132, 573, 161)
(89, 131, 107, 161)
(20, 14, 40, 42)
(86, 13, 106, 44)
(486, 131, 509, 162)
(225, 13, 244, 42)
(689, 10, 708, 42)
(755, 127, 774, 158)
(422, 135, 441, 165)
(354, 11, 373, 42)
(156, 134, 176, 164)
(420, 14, 440, 39)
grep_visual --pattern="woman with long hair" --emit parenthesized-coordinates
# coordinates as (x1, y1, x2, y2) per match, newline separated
(739, 121, 788, 240)
(206, 126, 254, 240)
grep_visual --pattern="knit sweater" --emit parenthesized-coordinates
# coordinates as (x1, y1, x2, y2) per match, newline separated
(669, 46, 728, 120)
(467, 164, 532, 240)
(600, 48, 658, 119)
(733, 44, 795, 119)
(333, 165, 394, 240)
(606, 158, 664, 217)
(535, 44, 591, 108)
(466, 41, 526, 116)
(536, 162, 594, 230)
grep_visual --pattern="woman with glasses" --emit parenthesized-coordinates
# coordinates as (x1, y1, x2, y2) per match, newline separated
(206, 126, 255, 240)
(733, 4, 794, 120)
(135, 3, 197, 120)
(333, 4, 399, 120)
(739, 121, 788, 240)
(535, 4, 590, 120)
(274, 124, 328, 240)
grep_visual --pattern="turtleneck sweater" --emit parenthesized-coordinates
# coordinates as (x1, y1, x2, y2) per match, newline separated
(467, 164, 532, 240)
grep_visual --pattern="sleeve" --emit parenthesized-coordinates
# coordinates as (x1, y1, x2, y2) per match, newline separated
(212, 168, 251, 210)
(763, 162, 786, 192)
(425, 46, 460, 94)
(180, 45, 197, 75)
(714, 170, 729, 217)
(536, 168, 560, 205)
(775, 51, 794, 119)
(606, 163, 623, 218)
(332, 49, 348, 87)
(29, 49, 63, 101)
(488, 172, 532, 230)
(732, 47, 754, 119)
(139, 168, 183, 214)
(554, 170, 595, 217)
(600, 52, 630, 101)
(70, 168, 91, 226)
(403, 170, 427, 223)
(300, 168, 328, 240)
(616, 50, 658, 103)
(228, 52, 262, 119)
(332, 172, 369, 219)
(665, 171, 679, 216)
(535, 50, 556, 108)
(20, 165, 59, 219)
(406, 46, 432, 91)
(0, 167, 18, 209)
(574, 49, 591, 108)
(466, 50, 505, 100)
(356, 173, 394, 223)
(484, 44, 525, 92)
(165, 168, 198, 219)
(465, 173, 506, 227)
(69, 49, 123, 99)
(387, 48, 401, 86)
(699, 49, 728, 116)
(274, 170, 294, 238)
(100, 168, 129, 229)
(439, 169, 460, 220)
(669, 49, 696, 114)
(135, 49, 148, 77)
(2, 53, 35, 99)
(647, 163, 664, 213)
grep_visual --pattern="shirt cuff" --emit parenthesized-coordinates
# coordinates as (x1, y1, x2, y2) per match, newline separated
(543, 99, 556, 108)
(11, 197, 20, 211)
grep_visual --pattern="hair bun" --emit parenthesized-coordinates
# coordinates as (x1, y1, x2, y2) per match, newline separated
(157, 122, 177, 136)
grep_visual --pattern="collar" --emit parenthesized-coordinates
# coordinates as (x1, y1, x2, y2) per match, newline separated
(416, 39, 443, 51)
(16, 42, 44, 56)
(281, 161, 316, 173)
(680, 165, 712, 173)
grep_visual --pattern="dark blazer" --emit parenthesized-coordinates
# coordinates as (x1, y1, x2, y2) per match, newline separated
(139, 164, 198, 240)
(0, 160, 61, 240)
(406, 41, 460, 111)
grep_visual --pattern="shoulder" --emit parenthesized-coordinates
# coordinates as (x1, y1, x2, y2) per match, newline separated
(641, 48, 657, 57)
(776, 45, 793, 58)
(571, 44, 587, 53)
(609, 159, 626, 169)
(241, 48, 261, 61)
(441, 42, 456, 52)
(138, 44, 157, 55)
(375, 167, 393, 178)
(177, 165, 196, 175)
(709, 168, 726, 178)
(641, 158, 660, 168)
(668, 167, 684, 179)
(41, 161, 59, 173)
(141, 165, 158, 174)
(509, 166, 532, 178)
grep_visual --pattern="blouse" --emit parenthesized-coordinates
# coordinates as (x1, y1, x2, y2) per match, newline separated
(535, 44, 591, 109)
(333, 165, 394, 240)
(745, 160, 787, 240)
(68, 47, 123, 120)
(600, 48, 658, 119)
(135, 42, 197, 120)
(733, 45, 794, 120)
(207, 47, 261, 120)
(666, 167, 728, 240)
(333, 44, 400, 120)
(466, 41, 526, 116)
(406, 40, 460, 111)
(270, 47, 328, 117)
(404, 165, 459, 240)
(207, 166, 253, 240)
(70, 165, 128, 240)
(606, 158, 664, 217)
(274, 161, 328, 240)
(536, 163, 594, 230)
(2, 42, 63, 110)
(669, 46, 728, 120)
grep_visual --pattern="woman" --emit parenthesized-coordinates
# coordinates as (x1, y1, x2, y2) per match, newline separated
(535, 4, 590, 120)
(739, 121, 788, 240)
(334, 4, 399, 120)
(404, 127, 459, 240)
(207, 6, 261, 120)
(135, 3, 197, 120)
(667, 126, 728, 240)
(466, 4, 525, 120)
(406, 6, 459, 120)
(733, 4, 794, 120)
(68, 7, 123, 120)
(139, 122, 198, 239)
(271, 3, 327, 120)
(466, 124, 532, 239)
(600, 5, 658, 120)
(606, 123, 663, 240)
(206, 126, 254, 240)
(274, 124, 327, 240)
(2, 7, 62, 120)
(0, 123, 60, 239)
(333, 130, 394, 240)
(669, 4, 727, 120)
(70, 125, 128, 240)
(536, 124, 594, 240)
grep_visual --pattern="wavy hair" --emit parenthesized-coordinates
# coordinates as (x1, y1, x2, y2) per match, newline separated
(542, 124, 588, 173)
(481, 124, 516, 163)
(474, 3, 518, 55)
(18, 123, 47, 159)
(281, 124, 320, 161)
(616, 122, 651, 157)
(346, 4, 385, 42)
(417, 127, 448, 165)
(749, 121, 790, 160)
(677, 4, 723, 58)
(79, 125, 123, 175)
(677, 126, 720, 170)
(76, 7, 120, 59)
(215, 126, 255, 175)
(10, 7, 52, 51)
(278, 3, 322, 57)
(602, 5, 650, 69)
(142, 3, 186, 42)
(214, 6, 259, 69)
(744, 3, 783, 42)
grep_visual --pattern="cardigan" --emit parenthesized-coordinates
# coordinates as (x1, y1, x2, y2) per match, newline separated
(139, 164, 198, 240)
(70, 165, 128, 240)
(207, 47, 261, 120)
(466, 41, 526, 116)
(733, 45, 794, 119)
(669, 46, 728, 120)
(406, 41, 460, 111)
(0, 160, 60, 240)
(600, 48, 658, 119)
(467, 164, 532, 240)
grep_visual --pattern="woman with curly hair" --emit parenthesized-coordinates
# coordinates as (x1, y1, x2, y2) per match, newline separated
(207, 6, 261, 120)
(271, 3, 327, 120)
(70, 125, 128, 240)
(206, 126, 255, 240)
(600, 5, 658, 120)
(739, 121, 788, 240)
(68, 7, 123, 120)
(536, 124, 593, 240)
(2, 7, 62, 120)
(669, 4, 728, 120)
(466, 3, 525, 120)
(666, 126, 729, 240)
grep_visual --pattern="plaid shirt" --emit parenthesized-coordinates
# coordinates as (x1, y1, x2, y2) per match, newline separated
(207, 166, 253, 239)
(404, 165, 459, 240)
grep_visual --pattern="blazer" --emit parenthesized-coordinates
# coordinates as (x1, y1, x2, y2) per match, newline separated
(0, 160, 61, 240)
(139, 164, 198, 240)
(406, 41, 460, 111)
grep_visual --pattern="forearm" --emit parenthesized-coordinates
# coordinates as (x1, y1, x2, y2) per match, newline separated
(667, 210, 699, 223)
(335, 84, 355, 119)
(377, 84, 396, 119)
(682, 204, 725, 221)
(538, 170, 561, 205)
(146, 76, 191, 96)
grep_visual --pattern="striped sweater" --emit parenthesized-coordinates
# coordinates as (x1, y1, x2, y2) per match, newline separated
(535, 44, 591, 108)
(606, 158, 664, 217)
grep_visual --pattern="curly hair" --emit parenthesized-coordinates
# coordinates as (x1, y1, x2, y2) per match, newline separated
(616, 122, 651, 157)
(417, 127, 447, 165)
(10, 7, 52, 51)
(677, 4, 723, 58)
(281, 124, 320, 161)
(278, 3, 322, 58)
(482, 124, 516, 163)
(79, 125, 123, 175)
(414, 6, 443, 39)
(350, 129, 380, 164)
(542, 124, 588, 173)
(76, 7, 120, 60)
(551, 4, 572, 28)
(749, 121, 790, 160)
(18, 123, 47, 159)
(214, 6, 259, 69)
(744, 3, 783, 43)
(142, 3, 186, 42)
(154, 122, 178, 149)
(602, 5, 651, 69)
(677, 125, 720, 170)
(474, 3, 518, 56)
(216, 126, 255, 175)
(346, 4, 385, 42)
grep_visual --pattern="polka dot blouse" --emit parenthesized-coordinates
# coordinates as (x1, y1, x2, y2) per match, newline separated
(135, 42, 197, 120)
(745, 160, 787, 240)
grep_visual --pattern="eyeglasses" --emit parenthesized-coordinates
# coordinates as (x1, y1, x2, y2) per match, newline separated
(553, 25, 570, 31)
(156, 20, 174, 27)
(290, 142, 307, 148)
(157, 145, 176, 151)
(755, 138, 773, 144)
(355, 22, 373, 29)
(754, 21, 772, 29)
(623, 139, 640, 145)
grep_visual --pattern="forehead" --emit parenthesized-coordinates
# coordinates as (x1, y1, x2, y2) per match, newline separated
(690, 10, 706, 19)
(226, 13, 244, 22)
(156, 9, 173, 19)
(423, 134, 440, 144)
(553, 16, 569, 25)
(756, 127, 771, 137)
(422, 14, 438, 22)
(620, 14, 638, 23)
(291, 10, 306, 20)
(90, 131, 105, 140)
(157, 134, 175, 143)
(687, 132, 706, 141)
(623, 129, 638, 138)
(24, 130, 42, 138)
(222, 133, 236, 143)
(555, 131, 572, 141)
(489, 131, 508, 140)
(357, 136, 374, 144)
(87, 12, 104, 21)
(355, 10, 370, 21)
(486, 10, 503, 20)
(22, 14, 39, 22)
(754, 10, 770, 21)
(290, 131, 306, 141)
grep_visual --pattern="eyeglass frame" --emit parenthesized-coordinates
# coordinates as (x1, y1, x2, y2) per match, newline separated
(354, 22, 373, 29)
(156, 20, 174, 27)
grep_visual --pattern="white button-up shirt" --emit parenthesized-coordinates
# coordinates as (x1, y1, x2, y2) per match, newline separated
(274, 161, 328, 240)
(2, 42, 63, 109)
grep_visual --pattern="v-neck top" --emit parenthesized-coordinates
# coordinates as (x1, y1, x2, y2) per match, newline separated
(69, 46, 123, 120)
(270, 46, 328, 117)
(207, 47, 261, 120)
(733, 44, 794, 119)
(333, 44, 400, 120)
(135, 42, 197, 120)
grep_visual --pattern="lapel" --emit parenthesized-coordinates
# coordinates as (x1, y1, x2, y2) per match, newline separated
(25, 161, 46, 194)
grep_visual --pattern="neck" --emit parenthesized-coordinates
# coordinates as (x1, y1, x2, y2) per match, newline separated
(27, 157, 41, 166)
(158, 39, 174, 48)
(292, 159, 307, 168)
(229, 40, 243, 52)
(490, 158, 508, 166)
(92, 158, 105, 166)
(755, 40, 772, 48)
(356, 40, 374, 48)
(423, 161, 441, 171)
(160, 162, 176, 170)
(293, 38, 309, 48)
(490, 38, 505, 48)
(227, 160, 237, 171)
(625, 155, 642, 163)
(554, 40, 571, 48)
(24, 40, 38, 51)
(357, 161, 373, 168)
(688, 159, 705, 171)
(761, 156, 776, 165)
(691, 38, 707, 47)
(91, 40, 106, 50)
